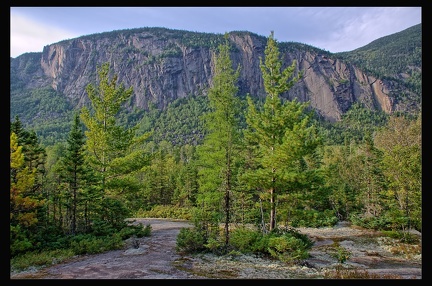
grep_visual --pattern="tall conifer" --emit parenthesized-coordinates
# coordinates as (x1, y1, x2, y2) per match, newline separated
(196, 34, 242, 246)
(244, 31, 320, 231)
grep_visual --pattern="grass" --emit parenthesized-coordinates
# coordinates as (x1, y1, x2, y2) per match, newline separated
(11, 248, 76, 273)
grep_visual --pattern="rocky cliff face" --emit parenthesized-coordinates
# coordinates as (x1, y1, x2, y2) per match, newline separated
(10, 28, 419, 122)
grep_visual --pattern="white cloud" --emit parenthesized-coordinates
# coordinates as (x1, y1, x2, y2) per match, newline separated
(10, 13, 79, 58)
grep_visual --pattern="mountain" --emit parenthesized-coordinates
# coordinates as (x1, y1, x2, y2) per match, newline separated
(10, 25, 421, 146)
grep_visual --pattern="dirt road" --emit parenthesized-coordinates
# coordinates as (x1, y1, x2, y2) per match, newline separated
(10, 218, 421, 279)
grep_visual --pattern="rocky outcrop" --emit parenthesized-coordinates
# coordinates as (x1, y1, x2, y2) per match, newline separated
(10, 28, 420, 122)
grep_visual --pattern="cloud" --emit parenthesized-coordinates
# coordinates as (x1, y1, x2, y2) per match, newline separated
(10, 13, 79, 58)
(10, 7, 421, 57)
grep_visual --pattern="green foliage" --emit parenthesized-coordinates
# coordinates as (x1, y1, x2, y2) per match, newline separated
(176, 227, 207, 253)
(135, 205, 193, 220)
(204, 237, 228, 255)
(267, 228, 313, 263)
(229, 227, 263, 253)
(10, 87, 75, 145)
(10, 248, 75, 272)
(117, 223, 152, 240)
(94, 197, 131, 233)
(196, 35, 244, 247)
(380, 230, 420, 244)
(137, 94, 210, 146)
(11, 221, 150, 272)
(337, 23, 421, 96)
(267, 235, 310, 263)
(80, 62, 151, 202)
(319, 102, 389, 145)
(230, 227, 313, 263)
(289, 209, 338, 228)
(9, 26, 422, 270)
(349, 212, 394, 230)
(329, 245, 351, 264)
(243, 31, 320, 231)
(69, 233, 123, 255)
(177, 224, 314, 264)
(10, 225, 34, 257)
(270, 227, 314, 249)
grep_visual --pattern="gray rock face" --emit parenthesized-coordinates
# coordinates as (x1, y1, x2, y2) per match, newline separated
(11, 29, 419, 122)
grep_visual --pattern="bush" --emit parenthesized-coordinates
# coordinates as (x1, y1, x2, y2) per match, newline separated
(290, 209, 338, 227)
(176, 227, 207, 253)
(135, 205, 192, 220)
(265, 228, 313, 263)
(229, 227, 313, 263)
(381, 230, 420, 244)
(118, 223, 152, 240)
(229, 227, 263, 253)
(267, 235, 310, 263)
(69, 234, 123, 255)
(11, 249, 75, 272)
(329, 245, 351, 263)
(205, 237, 227, 255)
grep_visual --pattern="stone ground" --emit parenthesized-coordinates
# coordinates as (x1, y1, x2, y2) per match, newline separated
(10, 218, 422, 279)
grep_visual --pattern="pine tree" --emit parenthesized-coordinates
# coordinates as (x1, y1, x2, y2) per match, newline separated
(196, 34, 242, 246)
(80, 62, 150, 195)
(80, 62, 151, 229)
(244, 31, 321, 231)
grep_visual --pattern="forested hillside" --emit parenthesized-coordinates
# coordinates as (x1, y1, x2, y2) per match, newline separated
(10, 28, 421, 275)
(10, 25, 421, 146)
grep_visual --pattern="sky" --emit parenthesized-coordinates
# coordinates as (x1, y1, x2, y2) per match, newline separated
(10, 6, 422, 58)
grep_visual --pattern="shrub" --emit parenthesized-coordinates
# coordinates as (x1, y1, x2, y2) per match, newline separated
(69, 234, 123, 255)
(381, 230, 420, 244)
(330, 245, 351, 263)
(267, 233, 312, 263)
(11, 249, 75, 272)
(290, 209, 338, 228)
(118, 223, 152, 240)
(229, 227, 313, 263)
(135, 205, 192, 220)
(229, 227, 263, 253)
(176, 227, 207, 253)
(205, 237, 227, 255)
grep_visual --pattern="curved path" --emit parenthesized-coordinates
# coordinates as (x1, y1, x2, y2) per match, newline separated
(11, 218, 204, 279)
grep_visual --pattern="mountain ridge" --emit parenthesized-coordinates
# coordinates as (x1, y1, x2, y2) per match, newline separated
(10, 24, 421, 145)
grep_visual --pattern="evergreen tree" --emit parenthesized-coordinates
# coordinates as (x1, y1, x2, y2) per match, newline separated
(374, 114, 422, 230)
(173, 144, 199, 207)
(357, 132, 386, 218)
(80, 62, 150, 195)
(10, 115, 28, 145)
(80, 62, 151, 229)
(244, 31, 320, 231)
(59, 113, 89, 234)
(10, 132, 44, 256)
(10, 116, 47, 194)
(196, 35, 242, 246)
